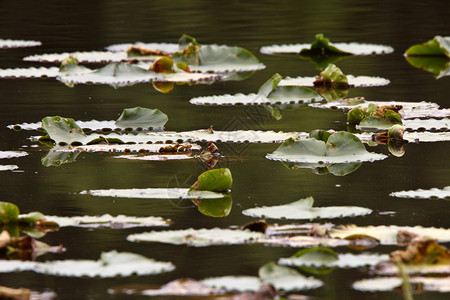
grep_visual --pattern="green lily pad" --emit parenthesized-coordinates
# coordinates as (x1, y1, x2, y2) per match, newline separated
(0, 39, 41, 48)
(266, 131, 386, 164)
(115, 107, 168, 129)
(0, 250, 174, 277)
(260, 33, 394, 56)
(242, 197, 372, 220)
(315, 64, 349, 86)
(405, 56, 450, 79)
(390, 186, 450, 199)
(258, 262, 323, 291)
(405, 36, 450, 57)
(189, 168, 232, 192)
(0, 202, 20, 223)
(41, 116, 87, 146)
(127, 228, 265, 247)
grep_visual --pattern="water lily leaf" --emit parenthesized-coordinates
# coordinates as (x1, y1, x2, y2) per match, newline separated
(401, 131, 450, 143)
(17, 212, 46, 225)
(80, 187, 226, 200)
(189, 168, 232, 192)
(353, 276, 450, 292)
(115, 153, 194, 161)
(402, 118, 450, 132)
(0, 250, 174, 277)
(115, 107, 168, 129)
(0, 67, 60, 79)
(315, 64, 349, 87)
(127, 228, 265, 247)
(390, 186, 450, 199)
(0, 165, 19, 171)
(106, 42, 179, 53)
(329, 225, 450, 245)
(41, 151, 80, 167)
(279, 250, 388, 268)
(41, 214, 170, 228)
(260, 33, 394, 56)
(280, 75, 390, 87)
(200, 276, 262, 292)
(405, 36, 450, 57)
(0, 39, 41, 48)
(258, 262, 323, 291)
(0, 151, 28, 159)
(242, 197, 372, 220)
(267, 132, 386, 164)
(0, 202, 19, 223)
(196, 197, 232, 218)
(23, 51, 129, 63)
(41, 116, 87, 146)
(405, 56, 450, 79)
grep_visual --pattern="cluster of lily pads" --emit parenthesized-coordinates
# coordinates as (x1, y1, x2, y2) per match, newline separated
(1, 34, 450, 298)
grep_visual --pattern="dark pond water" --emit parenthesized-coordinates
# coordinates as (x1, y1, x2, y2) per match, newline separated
(0, 1, 449, 299)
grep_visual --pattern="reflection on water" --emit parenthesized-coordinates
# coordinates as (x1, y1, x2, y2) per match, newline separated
(0, 1, 449, 299)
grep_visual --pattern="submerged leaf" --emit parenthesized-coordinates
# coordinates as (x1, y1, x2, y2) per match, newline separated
(405, 36, 450, 57)
(242, 197, 372, 220)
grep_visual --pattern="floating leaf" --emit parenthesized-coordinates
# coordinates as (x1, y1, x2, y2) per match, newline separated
(266, 132, 386, 164)
(402, 118, 450, 132)
(200, 276, 262, 292)
(41, 214, 170, 228)
(405, 56, 450, 79)
(353, 276, 450, 292)
(0, 165, 19, 171)
(106, 42, 179, 53)
(189, 168, 232, 192)
(279, 250, 388, 268)
(80, 187, 226, 200)
(23, 51, 129, 63)
(314, 64, 349, 87)
(260, 34, 394, 56)
(0, 151, 27, 159)
(0, 251, 174, 277)
(405, 36, 450, 57)
(0, 67, 60, 79)
(190, 73, 321, 106)
(0, 202, 19, 223)
(390, 186, 450, 199)
(242, 197, 372, 220)
(329, 225, 450, 245)
(0, 39, 41, 48)
(115, 107, 168, 129)
(127, 228, 265, 247)
(41, 116, 87, 146)
(258, 262, 323, 291)
(280, 75, 390, 87)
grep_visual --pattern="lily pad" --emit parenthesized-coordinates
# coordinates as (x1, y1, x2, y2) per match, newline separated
(280, 75, 390, 88)
(0, 67, 60, 79)
(200, 276, 263, 292)
(190, 73, 321, 106)
(279, 249, 388, 268)
(0, 39, 41, 48)
(242, 197, 372, 220)
(0, 250, 175, 277)
(405, 36, 450, 57)
(258, 262, 323, 291)
(0, 165, 19, 171)
(115, 107, 168, 129)
(80, 188, 226, 200)
(40, 214, 170, 228)
(390, 186, 450, 199)
(41, 116, 87, 146)
(23, 51, 129, 63)
(402, 118, 450, 131)
(127, 228, 265, 247)
(266, 131, 387, 164)
(189, 168, 232, 192)
(196, 197, 233, 218)
(353, 276, 450, 292)
(260, 34, 394, 56)
(0, 151, 28, 159)
(106, 42, 179, 53)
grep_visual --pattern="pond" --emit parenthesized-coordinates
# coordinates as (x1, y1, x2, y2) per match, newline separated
(0, 1, 449, 299)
